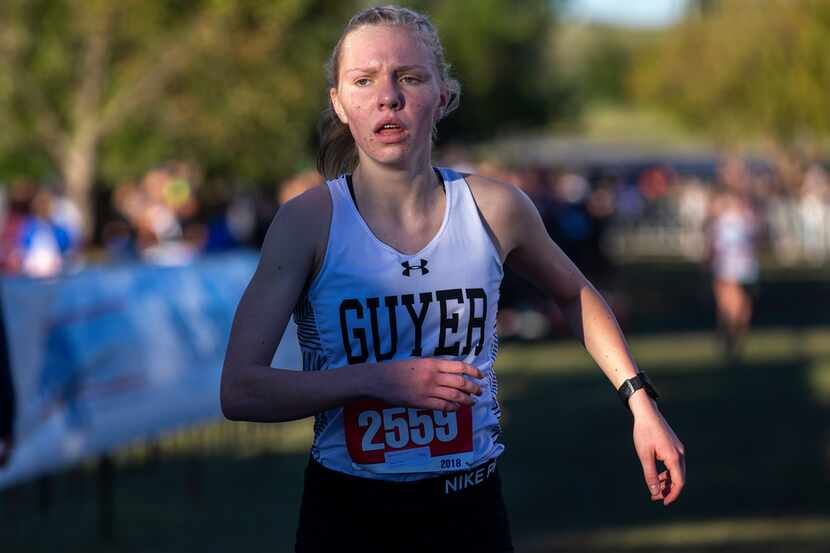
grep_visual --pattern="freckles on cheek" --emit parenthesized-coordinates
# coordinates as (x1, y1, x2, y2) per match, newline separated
(350, 122, 373, 145)
(413, 101, 433, 118)
(355, 105, 376, 142)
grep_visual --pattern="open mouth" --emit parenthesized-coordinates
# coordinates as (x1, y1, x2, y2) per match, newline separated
(375, 121, 406, 134)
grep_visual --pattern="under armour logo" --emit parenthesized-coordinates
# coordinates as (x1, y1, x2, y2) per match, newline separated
(401, 259, 429, 276)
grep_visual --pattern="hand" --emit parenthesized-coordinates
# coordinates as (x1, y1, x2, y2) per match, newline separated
(631, 396, 686, 506)
(365, 358, 484, 411)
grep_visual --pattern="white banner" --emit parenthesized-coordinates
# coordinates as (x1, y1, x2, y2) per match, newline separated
(0, 252, 300, 490)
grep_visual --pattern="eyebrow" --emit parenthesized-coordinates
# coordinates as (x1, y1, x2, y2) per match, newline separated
(344, 64, 431, 75)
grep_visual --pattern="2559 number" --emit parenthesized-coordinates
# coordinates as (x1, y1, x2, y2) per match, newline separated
(358, 408, 458, 452)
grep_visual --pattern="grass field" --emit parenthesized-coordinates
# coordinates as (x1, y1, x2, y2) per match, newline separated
(2, 327, 830, 552)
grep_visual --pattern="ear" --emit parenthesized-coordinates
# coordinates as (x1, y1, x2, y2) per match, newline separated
(330, 88, 348, 125)
(435, 86, 449, 121)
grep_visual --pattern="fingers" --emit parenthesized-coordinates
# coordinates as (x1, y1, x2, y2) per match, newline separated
(435, 360, 483, 379)
(638, 448, 661, 500)
(431, 385, 477, 406)
(641, 448, 686, 506)
(435, 373, 482, 396)
(650, 471, 670, 503)
(661, 451, 686, 506)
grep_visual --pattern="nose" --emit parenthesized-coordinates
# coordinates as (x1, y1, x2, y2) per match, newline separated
(377, 77, 404, 110)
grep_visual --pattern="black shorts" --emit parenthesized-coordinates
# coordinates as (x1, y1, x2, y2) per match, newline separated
(295, 457, 514, 553)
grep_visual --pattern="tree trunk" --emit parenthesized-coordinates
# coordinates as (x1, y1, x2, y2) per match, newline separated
(61, 133, 98, 242)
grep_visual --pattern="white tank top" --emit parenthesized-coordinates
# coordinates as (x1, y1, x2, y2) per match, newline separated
(293, 167, 504, 481)
(712, 210, 758, 283)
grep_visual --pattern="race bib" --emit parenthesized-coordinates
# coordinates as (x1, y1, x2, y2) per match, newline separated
(343, 399, 474, 474)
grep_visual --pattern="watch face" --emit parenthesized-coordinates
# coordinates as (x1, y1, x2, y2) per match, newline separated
(618, 374, 659, 410)
(618, 379, 637, 403)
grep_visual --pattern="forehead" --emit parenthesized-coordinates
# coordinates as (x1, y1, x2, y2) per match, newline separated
(339, 25, 434, 73)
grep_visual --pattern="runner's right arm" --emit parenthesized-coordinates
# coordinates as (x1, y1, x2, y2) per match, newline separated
(220, 187, 481, 424)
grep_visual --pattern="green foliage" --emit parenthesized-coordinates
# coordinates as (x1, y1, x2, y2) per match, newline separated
(554, 24, 663, 108)
(0, 0, 352, 186)
(630, 0, 830, 145)
(132, 0, 356, 183)
(420, 0, 567, 140)
(0, 0, 564, 190)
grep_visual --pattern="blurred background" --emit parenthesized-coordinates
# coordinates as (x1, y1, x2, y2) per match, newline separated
(1, 0, 829, 551)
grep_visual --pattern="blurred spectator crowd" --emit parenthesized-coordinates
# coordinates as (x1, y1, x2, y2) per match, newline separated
(0, 180, 83, 278)
(0, 162, 314, 276)
(464, 155, 830, 272)
(1, 152, 828, 339)
(441, 150, 830, 339)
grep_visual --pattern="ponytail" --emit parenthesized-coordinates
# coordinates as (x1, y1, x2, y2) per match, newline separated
(317, 107, 359, 180)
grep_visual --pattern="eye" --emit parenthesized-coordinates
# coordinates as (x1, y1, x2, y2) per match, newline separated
(400, 75, 422, 85)
(353, 77, 372, 87)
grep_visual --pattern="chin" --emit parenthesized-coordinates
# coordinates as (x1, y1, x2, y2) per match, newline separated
(377, 145, 432, 166)
(365, 148, 412, 167)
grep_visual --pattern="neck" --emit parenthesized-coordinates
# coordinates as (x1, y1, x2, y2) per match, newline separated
(352, 157, 441, 215)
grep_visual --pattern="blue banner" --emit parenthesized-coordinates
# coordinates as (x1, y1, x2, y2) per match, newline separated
(0, 252, 300, 489)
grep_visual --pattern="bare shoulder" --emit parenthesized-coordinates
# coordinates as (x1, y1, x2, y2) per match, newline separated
(269, 184, 331, 232)
(462, 173, 539, 258)
(259, 183, 332, 276)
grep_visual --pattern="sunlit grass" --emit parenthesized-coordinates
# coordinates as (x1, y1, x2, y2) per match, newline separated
(497, 327, 830, 375)
(524, 516, 830, 551)
(579, 104, 706, 147)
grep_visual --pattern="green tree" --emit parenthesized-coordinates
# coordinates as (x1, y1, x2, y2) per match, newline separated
(631, 0, 830, 146)
(553, 23, 663, 107)
(417, 0, 566, 141)
(0, 0, 344, 232)
(0, 0, 564, 234)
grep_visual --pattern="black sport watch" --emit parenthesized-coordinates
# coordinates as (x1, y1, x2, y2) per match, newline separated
(617, 371, 659, 411)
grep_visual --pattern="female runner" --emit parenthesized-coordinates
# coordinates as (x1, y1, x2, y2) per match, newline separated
(706, 188, 760, 358)
(220, 6, 685, 552)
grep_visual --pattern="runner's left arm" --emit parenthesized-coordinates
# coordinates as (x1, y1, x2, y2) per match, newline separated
(466, 174, 686, 506)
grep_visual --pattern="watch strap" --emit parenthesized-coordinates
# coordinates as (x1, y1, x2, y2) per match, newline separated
(617, 371, 659, 410)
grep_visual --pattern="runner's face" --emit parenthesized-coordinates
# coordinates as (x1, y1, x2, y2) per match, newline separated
(331, 25, 447, 171)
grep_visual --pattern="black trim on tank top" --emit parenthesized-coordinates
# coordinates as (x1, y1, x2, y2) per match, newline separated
(346, 174, 358, 207)
(346, 168, 445, 212)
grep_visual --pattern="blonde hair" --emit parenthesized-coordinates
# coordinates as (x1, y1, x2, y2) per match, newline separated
(317, 5, 461, 179)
